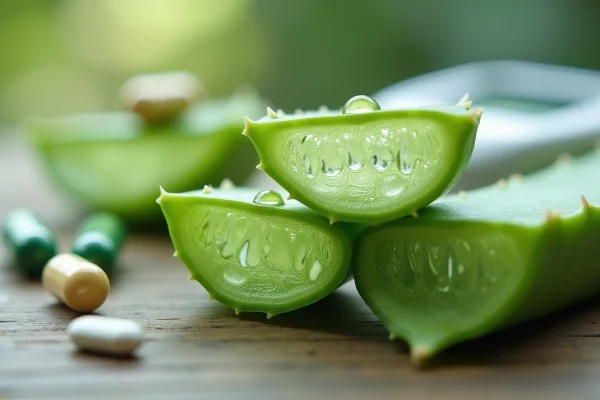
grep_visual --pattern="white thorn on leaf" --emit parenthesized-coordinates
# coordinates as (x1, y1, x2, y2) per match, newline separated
(203, 184, 213, 194)
(294, 108, 303, 115)
(555, 153, 572, 166)
(581, 194, 591, 210)
(277, 109, 286, 117)
(266, 107, 278, 118)
(545, 209, 561, 223)
(457, 93, 470, 106)
(410, 210, 418, 218)
(496, 178, 507, 188)
(241, 116, 252, 136)
(318, 105, 329, 112)
(220, 178, 235, 189)
(508, 173, 524, 183)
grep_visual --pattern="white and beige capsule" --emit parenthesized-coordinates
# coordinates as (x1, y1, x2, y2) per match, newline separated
(42, 253, 110, 313)
(67, 315, 144, 357)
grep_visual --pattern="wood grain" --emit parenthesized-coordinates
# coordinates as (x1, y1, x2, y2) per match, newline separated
(0, 135, 599, 400)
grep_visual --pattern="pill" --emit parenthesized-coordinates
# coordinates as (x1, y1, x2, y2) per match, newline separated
(119, 71, 203, 125)
(72, 213, 126, 276)
(42, 253, 110, 313)
(67, 315, 143, 357)
(2, 209, 57, 279)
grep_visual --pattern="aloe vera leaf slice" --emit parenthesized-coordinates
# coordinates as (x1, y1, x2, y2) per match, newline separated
(353, 151, 600, 363)
(245, 102, 481, 224)
(27, 95, 266, 221)
(158, 186, 360, 316)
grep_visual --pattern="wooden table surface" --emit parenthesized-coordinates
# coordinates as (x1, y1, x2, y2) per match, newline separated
(1, 134, 599, 400)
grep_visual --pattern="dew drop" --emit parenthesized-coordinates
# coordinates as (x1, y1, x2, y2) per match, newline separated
(302, 135, 318, 178)
(223, 270, 247, 286)
(322, 159, 342, 176)
(293, 246, 307, 271)
(344, 133, 362, 170)
(342, 95, 381, 115)
(239, 241, 249, 267)
(399, 145, 412, 175)
(253, 190, 285, 206)
(200, 220, 211, 246)
(320, 138, 343, 176)
(309, 260, 323, 281)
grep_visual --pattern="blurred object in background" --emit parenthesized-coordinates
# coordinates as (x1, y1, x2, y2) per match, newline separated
(1, 0, 600, 128)
(375, 61, 600, 189)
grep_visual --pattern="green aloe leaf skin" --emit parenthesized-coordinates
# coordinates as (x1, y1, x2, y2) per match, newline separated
(27, 94, 266, 221)
(353, 150, 600, 364)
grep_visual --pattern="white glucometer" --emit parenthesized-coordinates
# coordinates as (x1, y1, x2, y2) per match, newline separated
(374, 61, 600, 189)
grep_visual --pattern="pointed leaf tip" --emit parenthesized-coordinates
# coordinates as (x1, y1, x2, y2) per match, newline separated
(555, 153, 572, 166)
(581, 194, 591, 210)
(508, 173, 524, 183)
(256, 163, 263, 170)
(241, 116, 252, 136)
(457, 93, 470, 105)
(410, 347, 432, 367)
(156, 185, 168, 204)
(266, 107, 278, 119)
(545, 209, 561, 223)
(220, 178, 235, 189)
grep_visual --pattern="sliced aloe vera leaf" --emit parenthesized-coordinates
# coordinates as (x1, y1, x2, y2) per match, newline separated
(158, 186, 360, 316)
(353, 151, 600, 363)
(245, 100, 481, 224)
(27, 95, 266, 221)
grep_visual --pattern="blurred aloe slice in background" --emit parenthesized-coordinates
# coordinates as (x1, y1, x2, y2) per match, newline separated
(27, 89, 267, 222)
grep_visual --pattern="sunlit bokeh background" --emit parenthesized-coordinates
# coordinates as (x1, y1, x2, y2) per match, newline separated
(1, 0, 600, 128)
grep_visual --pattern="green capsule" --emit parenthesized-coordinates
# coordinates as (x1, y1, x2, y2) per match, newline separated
(72, 213, 126, 276)
(157, 187, 362, 316)
(2, 209, 57, 279)
(244, 95, 482, 224)
(353, 150, 600, 364)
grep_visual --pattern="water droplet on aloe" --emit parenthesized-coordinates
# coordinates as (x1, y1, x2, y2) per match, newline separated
(342, 95, 381, 115)
(253, 190, 284, 206)
(309, 260, 323, 281)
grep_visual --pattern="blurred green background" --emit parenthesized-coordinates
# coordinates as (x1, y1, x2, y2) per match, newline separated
(1, 0, 600, 128)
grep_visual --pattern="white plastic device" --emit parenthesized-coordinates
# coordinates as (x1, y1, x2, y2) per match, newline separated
(374, 61, 600, 189)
